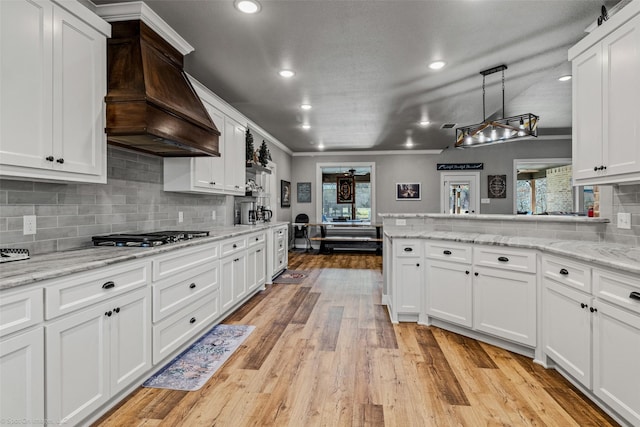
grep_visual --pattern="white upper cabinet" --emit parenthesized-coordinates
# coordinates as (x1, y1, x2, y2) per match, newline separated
(164, 77, 246, 195)
(0, 0, 110, 183)
(570, 4, 640, 185)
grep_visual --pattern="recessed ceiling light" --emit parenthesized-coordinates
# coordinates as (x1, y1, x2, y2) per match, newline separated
(279, 69, 295, 78)
(558, 75, 572, 82)
(429, 61, 446, 70)
(302, 124, 311, 130)
(419, 120, 430, 127)
(235, 0, 261, 14)
(318, 143, 325, 150)
(300, 104, 312, 110)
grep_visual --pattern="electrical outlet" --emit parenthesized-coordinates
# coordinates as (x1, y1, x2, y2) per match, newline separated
(178, 211, 184, 223)
(23, 215, 36, 235)
(395, 219, 407, 226)
(211, 211, 216, 220)
(617, 212, 631, 229)
(481, 198, 491, 204)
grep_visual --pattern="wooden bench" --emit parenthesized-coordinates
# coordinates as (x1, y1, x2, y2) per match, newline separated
(292, 222, 383, 254)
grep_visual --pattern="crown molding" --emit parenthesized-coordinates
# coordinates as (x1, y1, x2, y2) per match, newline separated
(291, 149, 443, 157)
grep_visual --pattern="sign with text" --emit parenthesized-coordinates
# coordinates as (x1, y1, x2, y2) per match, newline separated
(437, 163, 484, 171)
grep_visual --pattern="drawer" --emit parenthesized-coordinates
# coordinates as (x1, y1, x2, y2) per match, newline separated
(0, 288, 43, 337)
(473, 246, 536, 273)
(152, 289, 220, 364)
(394, 239, 422, 258)
(276, 235, 285, 251)
(45, 260, 150, 320)
(594, 268, 640, 315)
(221, 236, 247, 258)
(152, 261, 220, 322)
(542, 255, 591, 293)
(274, 226, 287, 237)
(426, 242, 472, 264)
(248, 231, 267, 247)
(153, 241, 219, 281)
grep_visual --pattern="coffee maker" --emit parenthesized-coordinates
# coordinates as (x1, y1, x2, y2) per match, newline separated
(240, 201, 257, 225)
(257, 206, 273, 222)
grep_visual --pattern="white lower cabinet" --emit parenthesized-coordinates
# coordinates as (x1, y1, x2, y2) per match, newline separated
(425, 259, 473, 328)
(0, 328, 44, 427)
(390, 239, 423, 322)
(247, 244, 266, 292)
(221, 252, 247, 312)
(46, 288, 151, 425)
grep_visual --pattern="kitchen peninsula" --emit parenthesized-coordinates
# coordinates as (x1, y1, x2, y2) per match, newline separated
(381, 213, 640, 426)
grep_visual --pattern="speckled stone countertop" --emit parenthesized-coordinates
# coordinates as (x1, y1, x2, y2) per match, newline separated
(379, 213, 610, 223)
(384, 229, 640, 276)
(0, 223, 289, 291)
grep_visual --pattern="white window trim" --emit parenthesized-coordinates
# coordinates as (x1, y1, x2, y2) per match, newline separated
(315, 162, 376, 223)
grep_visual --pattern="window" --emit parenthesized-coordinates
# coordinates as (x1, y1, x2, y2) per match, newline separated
(316, 164, 375, 223)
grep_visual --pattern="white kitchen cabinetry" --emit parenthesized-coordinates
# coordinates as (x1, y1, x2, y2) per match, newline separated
(390, 240, 423, 322)
(0, 287, 45, 427)
(268, 224, 288, 281)
(0, 0, 109, 183)
(220, 236, 248, 312)
(425, 242, 473, 328)
(247, 232, 267, 292)
(570, 5, 640, 185)
(164, 79, 246, 195)
(46, 287, 151, 425)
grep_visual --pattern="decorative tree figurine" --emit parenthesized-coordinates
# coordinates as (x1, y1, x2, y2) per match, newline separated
(245, 128, 254, 165)
(258, 140, 269, 167)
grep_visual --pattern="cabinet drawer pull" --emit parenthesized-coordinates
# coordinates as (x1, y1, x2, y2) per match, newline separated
(497, 256, 509, 262)
(559, 268, 569, 276)
(443, 250, 452, 255)
(465, 270, 470, 275)
(474, 272, 479, 276)
(189, 283, 196, 289)
(255, 237, 259, 241)
(594, 166, 598, 171)
(56, 158, 64, 164)
(46, 155, 54, 162)
(234, 258, 239, 262)
(233, 244, 237, 248)
(102, 281, 115, 289)
(257, 249, 261, 253)
(190, 317, 196, 324)
(630, 292, 640, 301)
(105, 311, 112, 317)
(403, 247, 413, 252)
(590, 307, 598, 313)
(416, 263, 420, 267)
(114, 307, 120, 313)
(581, 303, 588, 309)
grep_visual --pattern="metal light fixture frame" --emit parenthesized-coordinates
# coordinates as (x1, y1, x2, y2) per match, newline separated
(455, 65, 539, 148)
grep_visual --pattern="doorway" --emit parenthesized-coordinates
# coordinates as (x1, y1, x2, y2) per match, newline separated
(440, 172, 479, 214)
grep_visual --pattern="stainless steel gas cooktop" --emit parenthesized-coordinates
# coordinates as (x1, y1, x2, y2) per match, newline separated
(91, 231, 210, 247)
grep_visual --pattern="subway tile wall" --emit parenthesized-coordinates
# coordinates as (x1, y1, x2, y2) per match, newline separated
(603, 183, 640, 247)
(0, 147, 229, 254)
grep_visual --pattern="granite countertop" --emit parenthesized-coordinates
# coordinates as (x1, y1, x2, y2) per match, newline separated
(384, 229, 640, 276)
(379, 213, 610, 223)
(0, 222, 289, 290)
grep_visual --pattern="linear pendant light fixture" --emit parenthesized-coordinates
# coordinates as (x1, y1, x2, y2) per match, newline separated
(455, 65, 538, 148)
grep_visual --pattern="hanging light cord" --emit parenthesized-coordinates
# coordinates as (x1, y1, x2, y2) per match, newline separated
(482, 75, 486, 121)
(501, 68, 505, 119)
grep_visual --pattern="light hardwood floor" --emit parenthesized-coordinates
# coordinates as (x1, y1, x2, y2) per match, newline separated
(94, 251, 619, 426)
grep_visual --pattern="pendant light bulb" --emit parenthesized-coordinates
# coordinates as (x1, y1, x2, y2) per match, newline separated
(465, 132, 472, 145)
(490, 127, 497, 141)
(478, 131, 486, 143)
(503, 128, 510, 139)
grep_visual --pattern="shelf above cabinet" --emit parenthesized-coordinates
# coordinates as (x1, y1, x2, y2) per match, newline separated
(246, 164, 272, 175)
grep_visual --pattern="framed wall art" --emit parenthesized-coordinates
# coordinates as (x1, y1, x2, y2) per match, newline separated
(396, 183, 421, 200)
(337, 177, 354, 203)
(488, 175, 507, 198)
(297, 182, 311, 203)
(281, 180, 291, 207)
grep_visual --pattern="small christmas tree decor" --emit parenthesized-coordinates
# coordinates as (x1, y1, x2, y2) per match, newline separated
(258, 140, 269, 167)
(245, 128, 254, 165)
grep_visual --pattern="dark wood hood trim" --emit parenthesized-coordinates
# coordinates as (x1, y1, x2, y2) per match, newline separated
(105, 21, 220, 157)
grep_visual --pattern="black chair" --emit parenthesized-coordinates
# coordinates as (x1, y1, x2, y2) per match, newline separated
(293, 214, 310, 251)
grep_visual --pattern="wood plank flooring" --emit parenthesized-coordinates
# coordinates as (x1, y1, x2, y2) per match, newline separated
(93, 251, 619, 427)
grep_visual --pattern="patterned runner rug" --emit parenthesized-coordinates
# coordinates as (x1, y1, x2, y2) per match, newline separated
(143, 324, 254, 391)
(273, 269, 310, 284)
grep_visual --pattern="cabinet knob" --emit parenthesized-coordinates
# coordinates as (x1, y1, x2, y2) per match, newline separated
(497, 256, 509, 262)
(257, 249, 261, 253)
(233, 244, 237, 248)
(114, 307, 120, 313)
(56, 158, 64, 164)
(443, 250, 452, 255)
(581, 303, 588, 309)
(594, 166, 598, 171)
(465, 270, 470, 275)
(256, 237, 259, 241)
(190, 317, 196, 324)
(102, 281, 115, 289)
(45, 156, 54, 162)
(603, 165, 607, 170)
(234, 258, 239, 262)
(105, 311, 112, 317)
(559, 268, 569, 276)
(590, 306, 598, 313)
(416, 263, 420, 267)
(189, 283, 196, 289)
(474, 272, 479, 276)
(629, 291, 640, 301)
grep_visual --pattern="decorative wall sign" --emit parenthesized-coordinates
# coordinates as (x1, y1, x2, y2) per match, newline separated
(437, 163, 484, 171)
(281, 180, 291, 207)
(297, 182, 311, 203)
(488, 175, 507, 198)
(337, 177, 354, 203)
(396, 183, 421, 200)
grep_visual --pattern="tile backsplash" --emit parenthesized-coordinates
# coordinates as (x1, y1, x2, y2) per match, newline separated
(603, 183, 640, 247)
(0, 147, 229, 254)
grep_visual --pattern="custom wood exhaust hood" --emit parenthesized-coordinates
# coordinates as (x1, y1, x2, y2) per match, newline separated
(105, 20, 220, 157)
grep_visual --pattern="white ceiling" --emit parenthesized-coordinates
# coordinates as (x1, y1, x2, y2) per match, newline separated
(93, 0, 617, 153)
